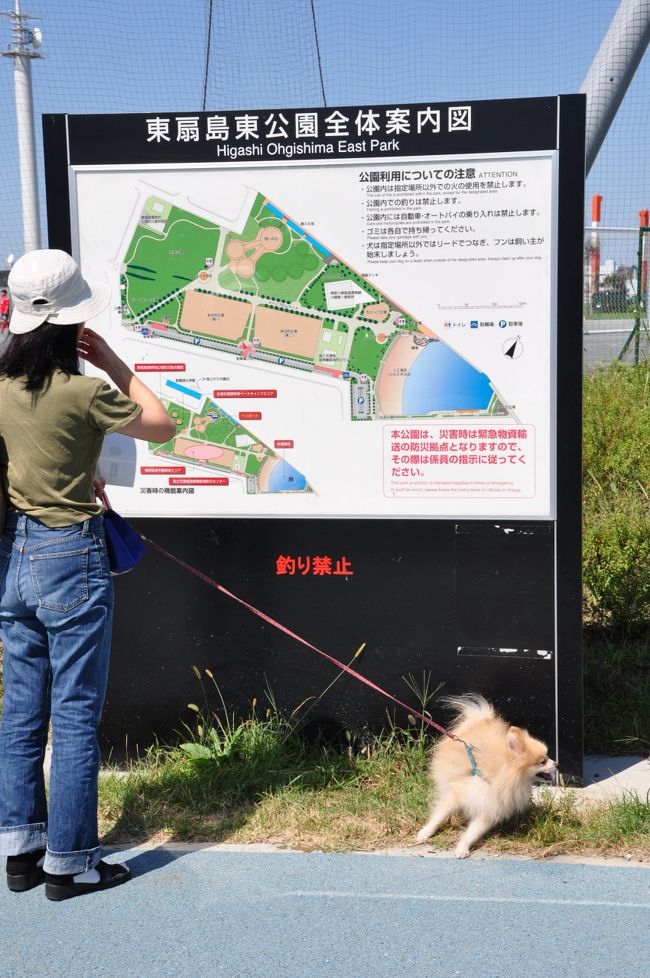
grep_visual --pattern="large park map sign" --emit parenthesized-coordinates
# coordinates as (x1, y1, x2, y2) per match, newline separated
(46, 100, 559, 519)
(43, 98, 585, 777)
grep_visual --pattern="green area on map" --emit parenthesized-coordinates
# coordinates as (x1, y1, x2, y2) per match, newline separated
(122, 193, 507, 423)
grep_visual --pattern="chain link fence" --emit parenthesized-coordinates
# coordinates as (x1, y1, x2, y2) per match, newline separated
(583, 225, 650, 367)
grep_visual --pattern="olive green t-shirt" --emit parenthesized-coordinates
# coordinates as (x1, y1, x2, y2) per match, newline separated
(0, 371, 142, 527)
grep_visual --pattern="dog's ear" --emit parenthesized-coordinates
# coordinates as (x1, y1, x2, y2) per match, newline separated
(506, 726, 525, 754)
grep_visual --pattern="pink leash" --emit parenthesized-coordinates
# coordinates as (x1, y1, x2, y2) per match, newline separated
(141, 534, 473, 749)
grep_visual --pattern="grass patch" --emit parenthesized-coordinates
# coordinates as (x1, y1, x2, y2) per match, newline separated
(96, 694, 650, 857)
(583, 362, 650, 627)
(584, 625, 650, 753)
(580, 361, 650, 756)
(99, 721, 429, 850)
(1, 645, 648, 855)
(473, 790, 650, 860)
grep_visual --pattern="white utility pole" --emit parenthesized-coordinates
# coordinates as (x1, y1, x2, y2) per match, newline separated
(1, 0, 43, 254)
(580, 0, 650, 174)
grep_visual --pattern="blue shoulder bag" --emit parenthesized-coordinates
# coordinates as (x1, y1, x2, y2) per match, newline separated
(96, 489, 145, 576)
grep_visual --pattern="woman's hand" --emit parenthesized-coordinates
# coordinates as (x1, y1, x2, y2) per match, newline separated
(77, 326, 122, 375)
(78, 326, 176, 442)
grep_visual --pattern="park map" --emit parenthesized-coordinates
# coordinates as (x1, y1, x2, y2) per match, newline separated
(121, 193, 508, 494)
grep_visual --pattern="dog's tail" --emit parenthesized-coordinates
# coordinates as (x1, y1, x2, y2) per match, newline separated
(440, 693, 495, 729)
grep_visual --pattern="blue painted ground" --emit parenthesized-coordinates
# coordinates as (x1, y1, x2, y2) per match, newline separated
(1, 849, 648, 978)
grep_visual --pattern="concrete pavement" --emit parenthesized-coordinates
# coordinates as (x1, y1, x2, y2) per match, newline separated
(530, 754, 650, 808)
(2, 847, 649, 978)
(582, 754, 650, 802)
(583, 316, 649, 367)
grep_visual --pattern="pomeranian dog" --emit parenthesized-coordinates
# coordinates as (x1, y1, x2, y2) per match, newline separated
(416, 694, 557, 858)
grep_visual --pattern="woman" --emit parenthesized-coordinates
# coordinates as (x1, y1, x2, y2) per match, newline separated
(0, 250, 175, 901)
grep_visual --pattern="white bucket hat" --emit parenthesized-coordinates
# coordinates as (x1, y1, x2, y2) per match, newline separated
(8, 249, 110, 335)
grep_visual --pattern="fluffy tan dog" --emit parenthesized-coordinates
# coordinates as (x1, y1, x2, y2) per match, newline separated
(416, 694, 557, 858)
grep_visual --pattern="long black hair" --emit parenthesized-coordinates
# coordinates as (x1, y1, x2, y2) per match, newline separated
(0, 321, 81, 392)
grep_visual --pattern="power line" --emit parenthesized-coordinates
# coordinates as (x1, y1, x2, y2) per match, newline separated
(202, 0, 214, 111)
(309, 0, 327, 106)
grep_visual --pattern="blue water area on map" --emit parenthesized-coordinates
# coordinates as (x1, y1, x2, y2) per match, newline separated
(166, 380, 202, 400)
(402, 341, 493, 413)
(268, 460, 307, 492)
(265, 203, 284, 220)
(305, 234, 330, 256)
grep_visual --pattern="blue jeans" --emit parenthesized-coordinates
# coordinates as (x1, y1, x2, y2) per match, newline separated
(0, 513, 114, 875)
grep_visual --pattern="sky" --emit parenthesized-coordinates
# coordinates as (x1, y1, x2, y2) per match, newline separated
(0, 0, 648, 266)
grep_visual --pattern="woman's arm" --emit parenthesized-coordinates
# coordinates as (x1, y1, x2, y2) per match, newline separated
(78, 327, 176, 442)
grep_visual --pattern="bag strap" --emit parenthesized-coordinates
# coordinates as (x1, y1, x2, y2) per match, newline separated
(95, 487, 112, 511)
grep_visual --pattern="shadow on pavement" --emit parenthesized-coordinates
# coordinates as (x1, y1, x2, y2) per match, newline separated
(105, 843, 192, 879)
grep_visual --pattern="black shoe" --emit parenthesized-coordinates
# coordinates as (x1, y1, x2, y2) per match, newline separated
(45, 860, 131, 902)
(6, 849, 46, 892)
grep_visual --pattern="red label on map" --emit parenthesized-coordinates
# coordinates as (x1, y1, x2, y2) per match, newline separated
(169, 477, 229, 486)
(140, 466, 186, 475)
(135, 363, 186, 372)
(274, 440, 294, 449)
(239, 411, 262, 421)
(213, 389, 277, 398)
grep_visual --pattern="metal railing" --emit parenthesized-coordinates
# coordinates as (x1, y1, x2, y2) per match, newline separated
(583, 221, 649, 368)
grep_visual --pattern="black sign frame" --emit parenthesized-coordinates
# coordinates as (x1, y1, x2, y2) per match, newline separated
(43, 95, 584, 781)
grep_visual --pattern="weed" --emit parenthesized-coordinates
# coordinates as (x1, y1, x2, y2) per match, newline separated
(583, 362, 650, 626)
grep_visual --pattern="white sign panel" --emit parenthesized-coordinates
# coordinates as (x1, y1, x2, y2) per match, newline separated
(71, 151, 556, 519)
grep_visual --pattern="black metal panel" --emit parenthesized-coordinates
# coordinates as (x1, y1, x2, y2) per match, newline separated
(454, 522, 554, 649)
(42, 114, 72, 254)
(103, 516, 557, 766)
(554, 94, 586, 779)
(62, 97, 557, 166)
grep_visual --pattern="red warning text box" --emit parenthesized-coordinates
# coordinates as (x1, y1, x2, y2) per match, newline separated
(140, 466, 186, 475)
(135, 363, 186, 372)
(239, 411, 262, 421)
(274, 440, 294, 449)
(169, 477, 229, 486)
(213, 389, 277, 398)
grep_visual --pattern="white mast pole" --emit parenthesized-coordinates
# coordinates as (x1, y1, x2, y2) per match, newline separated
(1, 0, 43, 253)
(581, 0, 650, 174)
